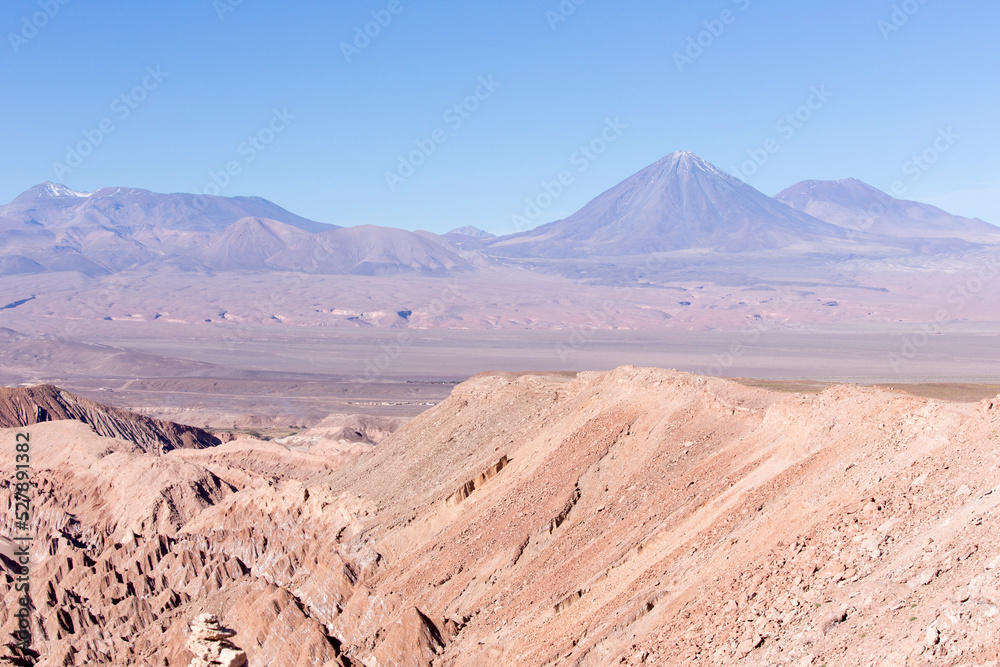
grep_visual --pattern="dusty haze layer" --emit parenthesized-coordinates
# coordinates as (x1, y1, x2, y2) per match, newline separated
(2, 368, 999, 665)
(2, 319, 999, 430)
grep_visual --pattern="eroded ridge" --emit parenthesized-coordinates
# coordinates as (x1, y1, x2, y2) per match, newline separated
(2, 368, 999, 665)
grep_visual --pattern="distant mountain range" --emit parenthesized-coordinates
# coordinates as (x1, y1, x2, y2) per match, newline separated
(483, 152, 858, 258)
(267, 225, 477, 275)
(479, 152, 999, 259)
(0, 184, 478, 276)
(775, 178, 1000, 241)
(3, 182, 329, 233)
(445, 226, 496, 246)
(2, 153, 997, 278)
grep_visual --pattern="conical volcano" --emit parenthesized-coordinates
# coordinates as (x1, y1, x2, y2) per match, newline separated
(485, 152, 852, 258)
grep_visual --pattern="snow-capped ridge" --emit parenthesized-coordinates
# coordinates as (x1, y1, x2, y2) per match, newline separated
(24, 182, 93, 200)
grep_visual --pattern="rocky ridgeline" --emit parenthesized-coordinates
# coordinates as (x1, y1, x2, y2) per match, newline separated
(0, 384, 220, 452)
(2, 369, 1000, 664)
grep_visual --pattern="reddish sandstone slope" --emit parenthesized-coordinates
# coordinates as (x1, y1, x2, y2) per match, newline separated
(2, 369, 1000, 666)
(318, 368, 1000, 665)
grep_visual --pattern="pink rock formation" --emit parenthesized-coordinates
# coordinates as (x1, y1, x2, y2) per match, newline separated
(2, 371, 1000, 664)
(0, 384, 219, 451)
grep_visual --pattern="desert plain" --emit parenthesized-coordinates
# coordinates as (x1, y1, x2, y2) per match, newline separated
(1, 155, 1000, 665)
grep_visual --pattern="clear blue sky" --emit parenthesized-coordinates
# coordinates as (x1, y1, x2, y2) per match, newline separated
(2, 0, 998, 234)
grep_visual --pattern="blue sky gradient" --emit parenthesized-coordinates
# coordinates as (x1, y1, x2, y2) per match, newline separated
(2, 0, 998, 233)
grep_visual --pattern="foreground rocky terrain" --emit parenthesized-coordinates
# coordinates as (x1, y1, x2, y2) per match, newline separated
(2, 368, 1000, 665)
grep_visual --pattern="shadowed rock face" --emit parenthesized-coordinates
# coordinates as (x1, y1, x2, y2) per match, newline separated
(0, 384, 220, 451)
(2, 370, 1000, 665)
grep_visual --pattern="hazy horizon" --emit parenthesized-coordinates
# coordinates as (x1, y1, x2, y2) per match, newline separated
(7, 150, 1000, 237)
(3, 0, 999, 233)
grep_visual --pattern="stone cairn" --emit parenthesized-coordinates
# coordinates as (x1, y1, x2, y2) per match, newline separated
(187, 614, 248, 667)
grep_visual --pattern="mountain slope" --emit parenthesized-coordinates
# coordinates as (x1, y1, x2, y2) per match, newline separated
(447, 225, 494, 238)
(267, 225, 476, 275)
(0, 182, 334, 234)
(195, 217, 315, 270)
(484, 152, 855, 258)
(0, 183, 337, 274)
(777, 178, 1000, 242)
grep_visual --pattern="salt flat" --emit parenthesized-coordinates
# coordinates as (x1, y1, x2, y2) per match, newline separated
(3, 320, 998, 427)
(45, 320, 1000, 382)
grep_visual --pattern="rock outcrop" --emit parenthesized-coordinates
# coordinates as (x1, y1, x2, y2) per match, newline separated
(0, 384, 220, 451)
(3, 369, 1000, 664)
(186, 614, 247, 667)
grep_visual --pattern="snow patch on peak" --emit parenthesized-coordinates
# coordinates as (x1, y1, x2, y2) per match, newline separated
(40, 183, 91, 198)
(93, 187, 145, 199)
(660, 151, 737, 183)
